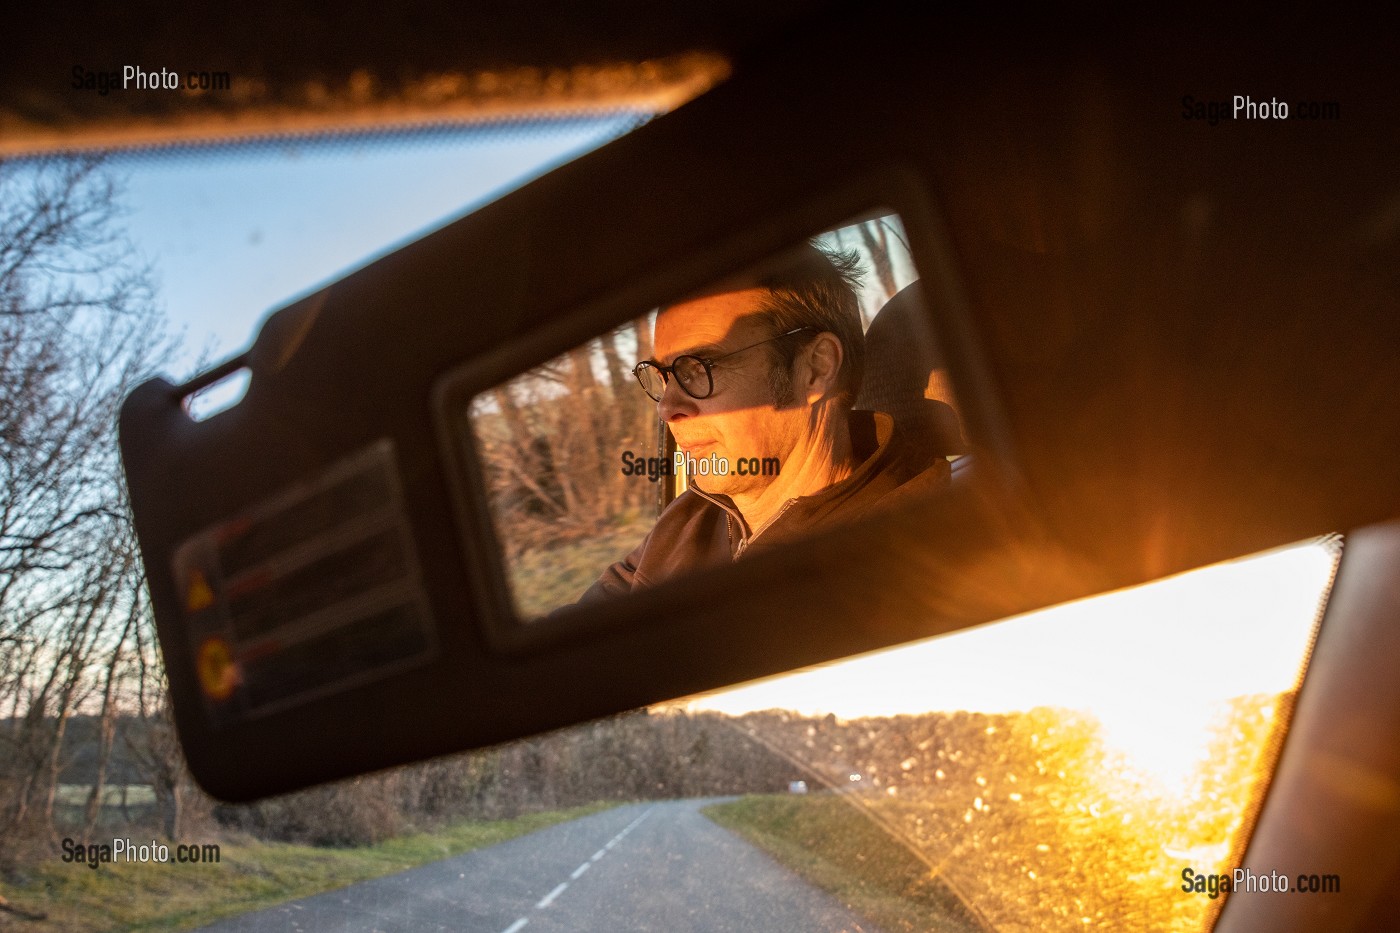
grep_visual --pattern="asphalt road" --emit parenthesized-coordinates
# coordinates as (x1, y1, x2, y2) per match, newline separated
(196, 798, 885, 932)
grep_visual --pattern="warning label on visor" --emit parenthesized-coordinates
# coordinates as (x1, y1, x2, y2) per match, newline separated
(172, 440, 436, 725)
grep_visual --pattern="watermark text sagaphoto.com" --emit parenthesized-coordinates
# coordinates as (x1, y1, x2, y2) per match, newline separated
(1181, 93, 1341, 126)
(72, 65, 232, 96)
(1181, 866, 1340, 898)
(61, 837, 221, 870)
(620, 451, 781, 483)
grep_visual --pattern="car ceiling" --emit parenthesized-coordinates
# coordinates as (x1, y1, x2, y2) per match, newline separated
(1, 0, 843, 156)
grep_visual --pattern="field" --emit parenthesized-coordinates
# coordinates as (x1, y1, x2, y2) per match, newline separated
(704, 696, 1286, 933)
(705, 794, 989, 933)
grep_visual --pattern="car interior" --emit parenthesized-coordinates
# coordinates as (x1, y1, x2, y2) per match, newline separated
(7, 4, 1400, 931)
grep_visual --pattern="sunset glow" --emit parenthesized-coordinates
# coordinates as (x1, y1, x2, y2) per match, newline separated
(680, 539, 1336, 790)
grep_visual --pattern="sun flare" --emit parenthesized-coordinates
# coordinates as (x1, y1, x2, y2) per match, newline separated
(678, 539, 1337, 790)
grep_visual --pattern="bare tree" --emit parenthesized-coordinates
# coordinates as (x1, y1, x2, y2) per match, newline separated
(472, 322, 658, 561)
(0, 155, 176, 846)
(858, 220, 897, 302)
(81, 567, 146, 842)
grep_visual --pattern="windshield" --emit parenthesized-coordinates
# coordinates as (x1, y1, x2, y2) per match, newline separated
(0, 131, 1336, 931)
(5, 520, 1334, 930)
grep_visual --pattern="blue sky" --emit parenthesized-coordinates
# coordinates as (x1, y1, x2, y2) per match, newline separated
(115, 118, 637, 378)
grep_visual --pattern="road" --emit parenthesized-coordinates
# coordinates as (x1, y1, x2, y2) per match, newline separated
(196, 798, 885, 932)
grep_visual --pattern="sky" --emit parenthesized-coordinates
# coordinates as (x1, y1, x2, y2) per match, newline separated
(689, 539, 1333, 718)
(685, 538, 1336, 789)
(115, 118, 641, 379)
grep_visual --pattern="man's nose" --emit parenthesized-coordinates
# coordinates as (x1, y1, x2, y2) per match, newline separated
(657, 377, 698, 423)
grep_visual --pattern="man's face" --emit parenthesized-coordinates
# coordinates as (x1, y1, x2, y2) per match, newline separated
(652, 288, 806, 497)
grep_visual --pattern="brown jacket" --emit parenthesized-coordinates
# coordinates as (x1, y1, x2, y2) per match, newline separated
(580, 410, 950, 602)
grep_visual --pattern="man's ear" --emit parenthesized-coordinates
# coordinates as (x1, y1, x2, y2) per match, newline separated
(802, 332, 844, 403)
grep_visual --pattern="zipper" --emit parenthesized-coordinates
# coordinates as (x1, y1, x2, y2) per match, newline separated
(735, 498, 797, 557)
(697, 485, 795, 559)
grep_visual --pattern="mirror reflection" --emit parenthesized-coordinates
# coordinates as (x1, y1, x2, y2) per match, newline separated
(464, 212, 964, 619)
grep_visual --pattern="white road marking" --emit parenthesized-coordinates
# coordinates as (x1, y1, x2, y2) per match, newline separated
(536, 882, 569, 909)
(608, 807, 653, 845)
(523, 805, 659, 918)
(502, 919, 529, 933)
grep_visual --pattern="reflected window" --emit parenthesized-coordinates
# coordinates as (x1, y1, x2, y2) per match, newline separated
(451, 211, 964, 620)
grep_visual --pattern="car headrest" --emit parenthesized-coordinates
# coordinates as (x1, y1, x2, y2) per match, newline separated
(856, 280, 967, 456)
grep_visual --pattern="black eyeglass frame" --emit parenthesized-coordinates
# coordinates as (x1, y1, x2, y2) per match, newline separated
(631, 326, 815, 402)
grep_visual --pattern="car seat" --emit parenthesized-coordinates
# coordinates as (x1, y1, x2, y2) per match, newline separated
(855, 280, 968, 458)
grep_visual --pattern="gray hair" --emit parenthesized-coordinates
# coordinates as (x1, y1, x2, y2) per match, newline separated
(752, 243, 865, 406)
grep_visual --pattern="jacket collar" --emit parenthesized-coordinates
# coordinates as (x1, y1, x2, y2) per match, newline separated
(687, 410, 909, 552)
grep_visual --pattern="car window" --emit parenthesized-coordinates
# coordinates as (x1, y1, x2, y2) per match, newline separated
(444, 210, 950, 621)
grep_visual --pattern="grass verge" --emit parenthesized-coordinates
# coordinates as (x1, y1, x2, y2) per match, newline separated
(703, 794, 987, 933)
(0, 802, 613, 932)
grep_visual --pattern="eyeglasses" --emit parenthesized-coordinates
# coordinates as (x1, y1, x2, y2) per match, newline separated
(632, 327, 814, 402)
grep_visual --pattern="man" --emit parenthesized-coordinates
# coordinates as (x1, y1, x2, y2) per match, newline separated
(580, 243, 950, 602)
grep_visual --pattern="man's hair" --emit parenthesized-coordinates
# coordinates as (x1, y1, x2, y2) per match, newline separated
(752, 243, 865, 407)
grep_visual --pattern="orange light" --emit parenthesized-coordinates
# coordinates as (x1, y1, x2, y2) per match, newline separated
(184, 569, 215, 613)
(196, 637, 239, 702)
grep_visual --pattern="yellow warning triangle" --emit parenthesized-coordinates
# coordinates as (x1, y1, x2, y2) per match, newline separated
(186, 570, 215, 612)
